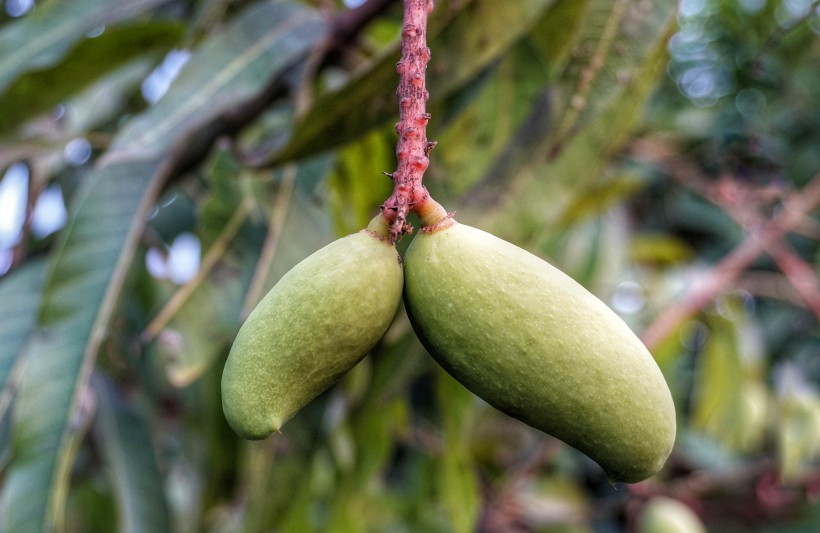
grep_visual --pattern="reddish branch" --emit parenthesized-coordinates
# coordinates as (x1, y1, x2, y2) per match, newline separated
(381, 0, 446, 243)
(639, 174, 820, 350)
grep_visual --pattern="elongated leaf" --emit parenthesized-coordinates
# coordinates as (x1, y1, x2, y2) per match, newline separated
(0, 158, 166, 533)
(93, 375, 172, 533)
(0, 0, 171, 93)
(154, 158, 334, 387)
(327, 128, 395, 235)
(436, 368, 480, 533)
(0, 261, 47, 408)
(0, 260, 48, 469)
(474, 5, 677, 241)
(0, 260, 47, 468)
(449, 0, 591, 205)
(549, 0, 677, 144)
(154, 223, 263, 387)
(270, 0, 556, 164)
(111, 1, 328, 158)
(0, 21, 184, 136)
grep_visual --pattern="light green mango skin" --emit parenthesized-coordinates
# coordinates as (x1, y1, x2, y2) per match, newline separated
(404, 222, 676, 483)
(222, 229, 403, 440)
(639, 497, 706, 533)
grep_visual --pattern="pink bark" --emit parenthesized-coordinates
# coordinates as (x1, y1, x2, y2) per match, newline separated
(381, 0, 446, 243)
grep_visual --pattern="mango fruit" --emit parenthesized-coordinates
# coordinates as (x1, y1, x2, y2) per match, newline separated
(221, 216, 403, 439)
(638, 497, 706, 533)
(403, 221, 676, 482)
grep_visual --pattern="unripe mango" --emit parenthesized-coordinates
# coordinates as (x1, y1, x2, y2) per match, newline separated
(222, 220, 402, 439)
(403, 222, 675, 482)
(638, 497, 706, 533)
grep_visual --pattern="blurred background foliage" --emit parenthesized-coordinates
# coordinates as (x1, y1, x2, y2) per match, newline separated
(0, 0, 818, 531)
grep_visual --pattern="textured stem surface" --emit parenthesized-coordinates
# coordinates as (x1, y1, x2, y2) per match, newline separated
(381, 0, 447, 242)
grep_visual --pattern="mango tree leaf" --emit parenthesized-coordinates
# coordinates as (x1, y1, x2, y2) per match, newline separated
(92, 375, 172, 533)
(0, 260, 48, 471)
(269, 0, 557, 164)
(691, 316, 743, 444)
(0, 0, 172, 93)
(778, 388, 820, 482)
(436, 368, 480, 533)
(327, 128, 395, 235)
(445, 0, 591, 206)
(549, 0, 678, 145)
(324, 334, 427, 531)
(111, 1, 328, 159)
(152, 226, 261, 388)
(0, 21, 185, 136)
(0, 157, 166, 533)
(525, 0, 593, 79)
(152, 157, 336, 388)
(0, 260, 48, 418)
(1, 3, 330, 529)
(473, 5, 677, 242)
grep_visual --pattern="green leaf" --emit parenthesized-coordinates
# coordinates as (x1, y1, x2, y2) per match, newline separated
(691, 317, 743, 443)
(525, 0, 592, 78)
(475, 4, 677, 241)
(432, 40, 561, 197)
(153, 157, 336, 387)
(436, 368, 480, 533)
(111, 1, 328, 159)
(556, 172, 646, 226)
(92, 375, 172, 533)
(0, 260, 48, 418)
(255, 181, 336, 298)
(327, 128, 395, 235)
(0, 0, 172, 93)
(0, 158, 166, 533)
(0, 21, 185, 136)
(777, 364, 820, 482)
(444, 0, 590, 205)
(549, 0, 678, 144)
(630, 233, 695, 265)
(152, 221, 263, 388)
(271, 0, 557, 164)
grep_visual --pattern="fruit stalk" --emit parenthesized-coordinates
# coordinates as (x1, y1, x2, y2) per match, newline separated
(381, 0, 446, 242)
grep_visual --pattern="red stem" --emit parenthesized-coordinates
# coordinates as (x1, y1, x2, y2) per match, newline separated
(381, 0, 447, 243)
(640, 177, 820, 350)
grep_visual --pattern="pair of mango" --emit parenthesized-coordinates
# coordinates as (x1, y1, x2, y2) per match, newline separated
(221, 213, 676, 483)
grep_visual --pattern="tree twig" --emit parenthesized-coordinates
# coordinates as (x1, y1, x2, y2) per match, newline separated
(765, 239, 820, 318)
(240, 164, 298, 319)
(142, 199, 252, 342)
(380, 0, 448, 242)
(640, 177, 820, 350)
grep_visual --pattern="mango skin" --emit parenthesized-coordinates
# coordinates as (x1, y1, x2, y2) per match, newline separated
(222, 229, 402, 440)
(403, 222, 676, 483)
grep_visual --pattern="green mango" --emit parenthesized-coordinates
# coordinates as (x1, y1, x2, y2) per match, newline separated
(222, 216, 403, 440)
(403, 222, 676, 482)
(639, 497, 706, 533)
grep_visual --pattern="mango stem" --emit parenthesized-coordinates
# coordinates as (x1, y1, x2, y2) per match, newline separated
(380, 0, 450, 243)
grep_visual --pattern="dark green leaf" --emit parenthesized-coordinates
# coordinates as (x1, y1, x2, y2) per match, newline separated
(0, 0, 171, 93)
(0, 158, 165, 533)
(327, 128, 395, 235)
(472, 6, 677, 241)
(0, 21, 185, 136)
(0, 260, 47, 417)
(93, 375, 172, 533)
(436, 368, 480, 533)
(111, 1, 328, 158)
(270, 0, 557, 164)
